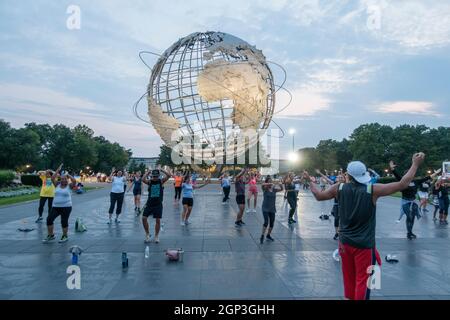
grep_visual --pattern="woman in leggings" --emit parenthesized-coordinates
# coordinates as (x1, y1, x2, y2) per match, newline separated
(284, 173, 297, 224)
(108, 167, 127, 224)
(260, 176, 283, 244)
(42, 164, 76, 243)
(220, 172, 231, 203)
(173, 172, 183, 202)
(128, 171, 143, 216)
(436, 178, 449, 225)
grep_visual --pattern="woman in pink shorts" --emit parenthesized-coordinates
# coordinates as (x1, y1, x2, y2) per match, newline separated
(247, 172, 259, 213)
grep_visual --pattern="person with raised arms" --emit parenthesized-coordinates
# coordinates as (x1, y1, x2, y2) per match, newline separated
(108, 167, 128, 224)
(303, 152, 425, 300)
(180, 172, 210, 226)
(259, 175, 284, 244)
(141, 166, 171, 243)
(42, 164, 77, 243)
(35, 168, 56, 223)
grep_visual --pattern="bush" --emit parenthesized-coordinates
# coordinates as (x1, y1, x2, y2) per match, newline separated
(21, 174, 42, 187)
(0, 170, 15, 187)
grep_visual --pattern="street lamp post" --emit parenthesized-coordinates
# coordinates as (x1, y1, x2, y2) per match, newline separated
(289, 128, 296, 152)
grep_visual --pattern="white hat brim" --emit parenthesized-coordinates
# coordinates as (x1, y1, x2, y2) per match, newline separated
(352, 172, 372, 185)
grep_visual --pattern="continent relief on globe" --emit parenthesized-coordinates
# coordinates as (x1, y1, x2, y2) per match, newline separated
(197, 59, 269, 130)
(147, 95, 180, 146)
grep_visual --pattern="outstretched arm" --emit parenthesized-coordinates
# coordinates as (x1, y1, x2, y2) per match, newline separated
(374, 153, 425, 200)
(305, 171, 339, 201)
(51, 164, 63, 187)
(315, 169, 334, 185)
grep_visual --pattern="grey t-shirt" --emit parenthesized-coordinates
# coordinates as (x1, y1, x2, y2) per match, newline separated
(235, 180, 246, 195)
(262, 189, 277, 213)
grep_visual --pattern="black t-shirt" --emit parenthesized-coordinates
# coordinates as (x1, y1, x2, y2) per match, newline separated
(147, 179, 163, 207)
(392, 169, 430, 200)
(337, 182, 376, 249)
(418, 182, 430, 193)
(437, 185, 449, 199)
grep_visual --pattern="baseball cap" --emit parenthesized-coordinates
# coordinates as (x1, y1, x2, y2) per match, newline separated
(346, 161, 371, 185)
(151, 169, 160, 177)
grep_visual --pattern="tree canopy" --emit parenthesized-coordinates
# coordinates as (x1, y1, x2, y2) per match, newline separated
(0, 120, 131, 173)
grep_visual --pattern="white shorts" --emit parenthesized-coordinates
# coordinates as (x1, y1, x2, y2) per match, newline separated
(418, 191, 428, 200)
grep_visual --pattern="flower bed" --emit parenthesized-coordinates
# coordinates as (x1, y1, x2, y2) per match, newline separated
(0, 186, 39, 198)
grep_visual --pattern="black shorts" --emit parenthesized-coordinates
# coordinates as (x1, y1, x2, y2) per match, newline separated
(236, 194, 245, 205)
(143, 204, 163, 219)
(182, 197, 194, 207)
(133, 188, 142, 196)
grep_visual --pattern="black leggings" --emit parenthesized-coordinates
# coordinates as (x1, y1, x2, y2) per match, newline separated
(223, 186, 231, 202)
(47, 207, 72, 228)
(38, 197, 53, 217)
(174, 187, 182, 200)
(109, 192, 125, 215)
(263, 211, 275, 228)
(287, 196, 297, 219)
(440, 197, 449, 217)
(404, 202, 418, 234)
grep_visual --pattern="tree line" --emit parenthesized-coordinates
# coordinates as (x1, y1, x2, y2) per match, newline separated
(295, 123, 449, 175)
(156, 123, 449, 176)
(0, 120, 131, 173)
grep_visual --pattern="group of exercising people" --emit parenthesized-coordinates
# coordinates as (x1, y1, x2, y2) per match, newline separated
(35, 153, 449, 300)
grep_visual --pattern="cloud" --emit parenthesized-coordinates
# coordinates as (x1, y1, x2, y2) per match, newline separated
(274, 88, 331, 118)
(342, 0, 450, 51)
(373, 101, 440, 116)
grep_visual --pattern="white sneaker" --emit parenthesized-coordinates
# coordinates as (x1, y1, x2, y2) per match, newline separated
(396, 220, 400, 223)
(154, 236, 160, 244)
(246, 209, 251, 213)
(252, 208, 257, 213)
(107, 219, 112, 224)
(185, 220, 190, 225)
(144, 234, 151, 243)
(180, 221, 185, 226)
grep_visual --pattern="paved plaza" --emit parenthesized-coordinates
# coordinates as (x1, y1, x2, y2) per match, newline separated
(0, 184, 449, 300)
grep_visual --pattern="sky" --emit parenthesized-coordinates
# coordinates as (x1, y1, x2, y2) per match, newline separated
(0, 0, 449, 158)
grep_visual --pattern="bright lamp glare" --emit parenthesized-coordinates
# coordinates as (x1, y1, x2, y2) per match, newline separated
(289, 128, 296, 135)
(288, 152, 299, 163)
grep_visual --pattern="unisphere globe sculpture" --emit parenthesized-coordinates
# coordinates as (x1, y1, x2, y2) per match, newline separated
(147, 31, 275, 167)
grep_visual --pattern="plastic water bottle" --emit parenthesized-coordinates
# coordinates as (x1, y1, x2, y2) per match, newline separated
(122, 252, 128, 269)
(145, 246, 150, 259)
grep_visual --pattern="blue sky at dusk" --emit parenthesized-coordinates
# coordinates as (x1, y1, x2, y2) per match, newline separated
(1, 0, 449, 157)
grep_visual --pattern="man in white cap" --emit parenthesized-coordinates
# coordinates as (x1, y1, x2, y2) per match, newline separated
(303, 152, 425, 300)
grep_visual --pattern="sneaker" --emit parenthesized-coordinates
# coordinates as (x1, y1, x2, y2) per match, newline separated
(154, 236, 160, 244)
(445, 220, 449, 225)
(42, 234, 56, 243)
(107, 218, 112, 224)
(58, 235, 68, 243)
(239, 220, 246, 225)
(407, 233, 413, 240)
(395, 219, 401, 223)
(235, 221, 242, 227)
(266, 234, 274, 241)
(252, 208, 257, 213)
(411, 233, 417, 239)
(115, 218, 120, 224)
(260, 235, 264, 244)
(185, 220, 190, 225)
(245, 209, 251, 214)
(144, 234, 151, 243)
(35, 216, 43, 223)
(291, 219, 297, 223)
(333, 233, 339, 241)
(423, 208, 429, 213)
(180, 221, 185, 226)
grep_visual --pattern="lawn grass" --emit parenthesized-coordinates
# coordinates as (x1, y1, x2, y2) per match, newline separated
(0, 193, 40, 206)
(0, 185, 104, 207)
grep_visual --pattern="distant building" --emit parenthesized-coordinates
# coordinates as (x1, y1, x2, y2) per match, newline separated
(128, 157, 159, 170)
(259, 159, 291, 176)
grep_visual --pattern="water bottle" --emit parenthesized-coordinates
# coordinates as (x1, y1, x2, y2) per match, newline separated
(144, 246, 150, 259)
(71, 253, 78, 265)
(161, 221, 165, 233)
